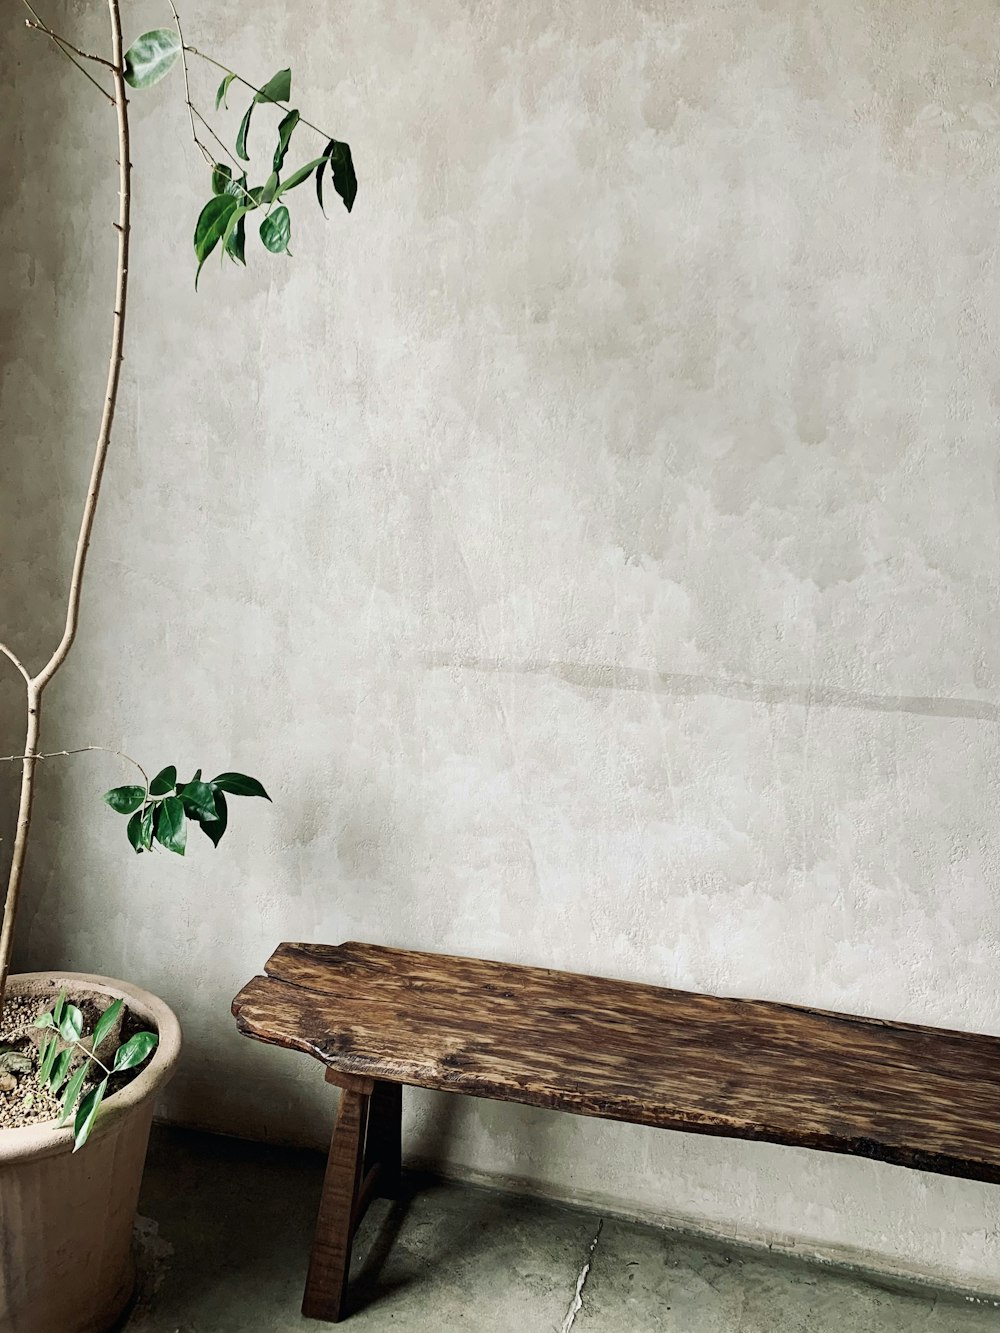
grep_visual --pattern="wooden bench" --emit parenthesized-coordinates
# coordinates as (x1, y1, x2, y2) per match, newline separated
(232, 940, 1000, 1323)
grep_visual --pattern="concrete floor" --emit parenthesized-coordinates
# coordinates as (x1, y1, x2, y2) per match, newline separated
(125, 1128, 998, 1333)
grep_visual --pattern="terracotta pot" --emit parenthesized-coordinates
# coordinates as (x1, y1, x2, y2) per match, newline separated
(0, 973, 182, 1333)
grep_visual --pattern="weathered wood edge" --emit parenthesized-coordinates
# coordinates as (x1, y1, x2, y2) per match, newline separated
(264, 941, 1000, 1051)
(230, 975, 1000, 1185)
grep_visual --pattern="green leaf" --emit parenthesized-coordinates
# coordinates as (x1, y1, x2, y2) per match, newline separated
(261, 171, 281, 205)
(123, 28, 181, 89)
(260, 207, 291, 255)
(256, 68, 291, 105)
(236, 69, 291, 160)
(199, 790, 228, 847)
(149, 765, 178, 797)
(58, 1004, 83, 1044)
(210, 773, 271, 800)
(212, 163, 233, 195)
(58, 1060, 90, 1126)
(73, 1078, 108, 1152)
(33, 1011, 56, 1030)
(225, 210, 247, 265)
(273, 109, 300, 173)
(235, 102, 254, 162)
(104, 785, 145, 815)
(278, 156, 326, 198)
(221, 204, 254, 265)
(223, 175, 248, 200)
(48, 1048, 72, 1094)
(215, 72, 237, 110)
(92, 998, 124, 1050)
(127, 806, 155, 853)
(113, 1031, 159, 1073)
(194, 196, 238, 287)
(315, 155, 329, 216)
(38, 1035, 58, 1083)
(154, 796, 187, 855)
(323, 139, 357, 213)
(53, 991, 66, 1027)
(179, 779, 217, 822)
(126, 808, 145, 853)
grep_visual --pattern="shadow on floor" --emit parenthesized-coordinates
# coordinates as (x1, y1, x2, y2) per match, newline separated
(122, 1126, 999, 1333)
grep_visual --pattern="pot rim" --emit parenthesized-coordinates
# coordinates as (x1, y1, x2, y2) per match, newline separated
(0, 971, 182, 1163)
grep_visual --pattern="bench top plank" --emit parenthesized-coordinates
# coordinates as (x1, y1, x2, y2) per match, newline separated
(232, 941, 1000, 1184)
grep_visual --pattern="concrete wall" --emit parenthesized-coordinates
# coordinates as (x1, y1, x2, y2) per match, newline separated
(2, 0, 998, 1293)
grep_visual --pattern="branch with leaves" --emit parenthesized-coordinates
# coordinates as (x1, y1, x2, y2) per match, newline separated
(0, 0, 357, 1028)
(104, 766, 270, 856)
(121, 26, 356, 284)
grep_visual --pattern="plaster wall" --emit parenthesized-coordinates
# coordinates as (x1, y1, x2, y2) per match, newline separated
(1, 0, 998, 1292)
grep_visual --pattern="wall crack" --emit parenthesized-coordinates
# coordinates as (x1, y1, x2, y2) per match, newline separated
(559, 1218, 603, 1333)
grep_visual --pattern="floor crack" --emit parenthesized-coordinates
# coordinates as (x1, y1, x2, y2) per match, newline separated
(559, 1218, 603, 1333)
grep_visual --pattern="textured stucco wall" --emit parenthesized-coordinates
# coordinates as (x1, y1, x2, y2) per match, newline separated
(2, 0, 998, 1292)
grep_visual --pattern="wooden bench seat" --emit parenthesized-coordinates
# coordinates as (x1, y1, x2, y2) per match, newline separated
(232, 940, 1000, 1322)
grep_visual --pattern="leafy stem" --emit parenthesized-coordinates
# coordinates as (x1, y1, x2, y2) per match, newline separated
(35, 992, 158, 1150)
(185, 45, 338, 143)
(60, 1032, 114, 1079)
(166, 2, 259, 211)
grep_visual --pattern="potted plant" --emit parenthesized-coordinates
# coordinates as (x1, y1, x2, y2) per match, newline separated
(0, 4, 356, 1330)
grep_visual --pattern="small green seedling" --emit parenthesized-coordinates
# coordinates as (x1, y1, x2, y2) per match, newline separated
(34, 991, 158, 1151)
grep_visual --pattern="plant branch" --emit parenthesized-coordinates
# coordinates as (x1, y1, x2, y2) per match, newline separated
(0, 688, 41, 1009)
(0, 644, 30, 686)
(65, 1033, 113, 1078)
(0, 747, 149, 793)
(23, 15, 117, 70)
(20, 1, 114, 104)
(167, 4, 259, 211)
(0, 0, 132, 1012)
(31, 9, 131, 699)
(185, 45, 336, 143)
(191, 105, 241, 169)
(168, 1, 209, 167)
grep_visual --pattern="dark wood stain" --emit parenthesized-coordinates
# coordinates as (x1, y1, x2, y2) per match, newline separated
(232, 941, 1000, 1185)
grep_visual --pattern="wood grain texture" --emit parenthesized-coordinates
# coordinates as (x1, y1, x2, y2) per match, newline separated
(232, 941, 1000, 1184)
(301, 1084, 368, 1323)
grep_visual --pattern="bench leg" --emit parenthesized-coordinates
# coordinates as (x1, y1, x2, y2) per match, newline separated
(365, 1080, 402, 1200)
(302, 1083, 370, 1323)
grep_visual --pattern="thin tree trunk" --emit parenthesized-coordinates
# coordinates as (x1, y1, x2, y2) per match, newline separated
(0, 0, 132, 1013)
(0, 693, 41, 1005)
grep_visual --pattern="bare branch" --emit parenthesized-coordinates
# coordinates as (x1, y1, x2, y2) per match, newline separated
(0, 643, 30, 685)
(192, 104, 241, 170)
(167, 2, 201, 160)
(31, 5, 131, 697)
(23, 16, 117, 70)
(0, 746, 150, 792)
(21, 1, 114, 104)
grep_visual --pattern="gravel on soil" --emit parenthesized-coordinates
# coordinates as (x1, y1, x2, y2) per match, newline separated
(0, 996, 64, 1130)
